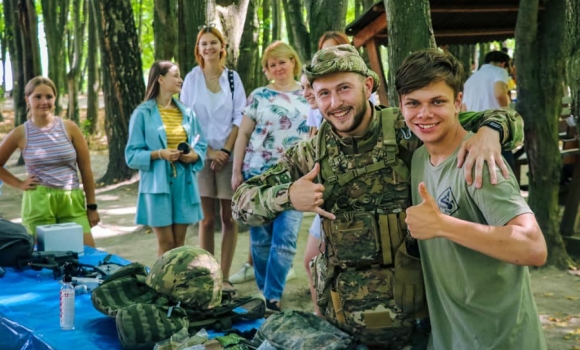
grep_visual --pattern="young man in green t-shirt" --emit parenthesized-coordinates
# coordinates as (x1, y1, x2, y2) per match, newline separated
(396, 49, 548, 350)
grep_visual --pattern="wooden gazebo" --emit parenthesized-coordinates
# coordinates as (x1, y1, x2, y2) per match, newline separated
(345, 0, 537, 104)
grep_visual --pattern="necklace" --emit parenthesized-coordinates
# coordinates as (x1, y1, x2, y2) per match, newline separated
(203, 70, 222, 80)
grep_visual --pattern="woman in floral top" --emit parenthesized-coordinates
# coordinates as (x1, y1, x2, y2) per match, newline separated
(232, 41, 309, 313)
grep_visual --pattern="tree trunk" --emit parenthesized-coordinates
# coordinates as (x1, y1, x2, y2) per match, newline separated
(93, 0, 143, 184)
(561, 0, 580, 236)
(3, 0, 25, 128)
(384, 0, 435, 107)
(262, 0, 271, 47)
(66, 0, 86, 124)
(237, 0, 260, 92)
(41, 0, 69, 116)
(86, 0, 99, 135)
(308, 0, 348, 56)
(177, 0, 211, 74)
(153, 0, 177, 61)
(448, 44, 473, 85)
(215, 0, 250, 69)
(282, 0, 310, 63)
(271, 0, 281, 41)
(515, 0, 572, 269)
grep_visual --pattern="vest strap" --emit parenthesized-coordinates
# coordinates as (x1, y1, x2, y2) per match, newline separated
(381, 108, 398, 165)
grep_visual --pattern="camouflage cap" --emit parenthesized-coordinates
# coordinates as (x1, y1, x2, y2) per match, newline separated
(146, 246, 222, 309)
(303, 44, 380, 93)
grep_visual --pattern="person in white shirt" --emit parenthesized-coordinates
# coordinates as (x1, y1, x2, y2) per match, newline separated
(180, 25, 246, 293)
(462, 50, 515, 169)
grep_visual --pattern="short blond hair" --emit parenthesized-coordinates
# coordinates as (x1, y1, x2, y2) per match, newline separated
(261, 41, 302, 78)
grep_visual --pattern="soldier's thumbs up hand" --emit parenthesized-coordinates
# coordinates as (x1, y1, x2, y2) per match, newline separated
(289, 163, 336, 220)
(405, 182, 444, 240)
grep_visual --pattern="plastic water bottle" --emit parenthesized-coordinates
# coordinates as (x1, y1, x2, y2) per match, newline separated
(60, 274, 75, 330)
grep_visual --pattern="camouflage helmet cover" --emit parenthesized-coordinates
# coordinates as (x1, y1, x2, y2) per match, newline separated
(303, 44, 380, 93)
(146, 246, 222, 309)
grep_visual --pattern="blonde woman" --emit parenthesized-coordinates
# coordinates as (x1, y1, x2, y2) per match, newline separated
(232, 41, 309, 312)
(0, 76, 98, 247)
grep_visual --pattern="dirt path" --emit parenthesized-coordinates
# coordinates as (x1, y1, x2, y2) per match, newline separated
(1, 132, 580, 349)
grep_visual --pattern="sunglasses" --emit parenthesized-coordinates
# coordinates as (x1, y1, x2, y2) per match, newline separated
(198, 23, 216, 32)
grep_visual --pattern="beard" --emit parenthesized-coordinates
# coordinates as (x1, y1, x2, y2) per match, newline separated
(324, 88, 368, 135)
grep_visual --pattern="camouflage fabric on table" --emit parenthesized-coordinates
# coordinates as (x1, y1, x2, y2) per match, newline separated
(254, 309, 355, 350)
(146, 246, 222, 309)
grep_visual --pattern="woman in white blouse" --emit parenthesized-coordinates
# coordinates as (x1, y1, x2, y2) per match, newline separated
(181, 25, 246, 293)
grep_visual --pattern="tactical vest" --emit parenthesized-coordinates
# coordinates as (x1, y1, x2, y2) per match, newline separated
(312, 106, 426, 348)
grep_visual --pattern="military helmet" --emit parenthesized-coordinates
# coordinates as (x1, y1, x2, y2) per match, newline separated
(146, 246, 222, 309)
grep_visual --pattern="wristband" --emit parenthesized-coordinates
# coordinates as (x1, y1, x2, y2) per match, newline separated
(220, 148, 231, 156)
(87, 204, 98, 211)
(482, 121, 504, 142)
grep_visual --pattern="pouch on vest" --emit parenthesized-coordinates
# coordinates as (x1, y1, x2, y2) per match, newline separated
(328, 268, 413, 347)
(393, 241, 427, 317)
(323, 211, 381, 267)
(0, 218, 33, 267)
(312, 252, 335, 309)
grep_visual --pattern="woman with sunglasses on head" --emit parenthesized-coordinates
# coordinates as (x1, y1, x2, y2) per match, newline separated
(126, 61, 207, 257)
(180, 25, 246, 293)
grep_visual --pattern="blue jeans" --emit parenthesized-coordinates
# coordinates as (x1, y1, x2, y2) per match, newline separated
(250, 210, 303, 301)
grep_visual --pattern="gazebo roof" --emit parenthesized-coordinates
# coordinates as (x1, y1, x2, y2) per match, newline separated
(346, 0, 542, 47)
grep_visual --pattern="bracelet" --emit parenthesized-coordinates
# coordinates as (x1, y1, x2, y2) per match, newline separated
(158, 149, 162, 160)
(220, 148, 231, 156)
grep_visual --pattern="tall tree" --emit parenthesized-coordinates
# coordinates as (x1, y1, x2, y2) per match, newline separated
(177, 0, 211, 74)
(41, 0, 69, 116)
(93, 0, 143, 184)
(66, 0, 87, 123)
(238, 0, 260, 92)
(515, 0, 571, 268)
(561, 0, 580, 237)
(153, 0, 177, 61)
(448, 44, 474, 85)
(308, 0, 348, 55)
(262, 0, 271, 46)
(282, 0, 310, 62)
(271, 0, 281, 41)
(85, 0, 99, 134)
(384, 0, 436, 107)
(215, 0, 250, 69)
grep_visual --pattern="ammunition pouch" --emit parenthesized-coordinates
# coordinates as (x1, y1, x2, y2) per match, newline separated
(393, 243, 427, 317)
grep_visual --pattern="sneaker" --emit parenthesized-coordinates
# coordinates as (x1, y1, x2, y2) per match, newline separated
(229, 263, 255, 284)
(285, 267, 296, 282)
(266, 299, 281, 313)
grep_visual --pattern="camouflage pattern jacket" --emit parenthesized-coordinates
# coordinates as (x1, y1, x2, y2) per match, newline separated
(232, 105, 522, 348)
(232, 106, 523, 226)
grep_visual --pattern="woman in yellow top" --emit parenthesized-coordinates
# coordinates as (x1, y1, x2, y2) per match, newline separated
(125, 61, 207, 256)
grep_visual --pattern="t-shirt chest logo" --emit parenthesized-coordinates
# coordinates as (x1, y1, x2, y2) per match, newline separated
(437, 187, 460, 216)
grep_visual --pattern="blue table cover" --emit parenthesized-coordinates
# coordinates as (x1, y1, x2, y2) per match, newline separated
(0, 247, 263, 350)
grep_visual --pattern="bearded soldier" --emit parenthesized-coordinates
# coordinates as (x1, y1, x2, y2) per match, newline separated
(232, 45, 523, 349)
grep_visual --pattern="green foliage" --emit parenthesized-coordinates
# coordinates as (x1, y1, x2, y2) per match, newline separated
(132, 0, 155, 72)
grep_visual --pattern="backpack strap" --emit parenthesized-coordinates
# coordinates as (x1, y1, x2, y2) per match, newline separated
(228, 69, 235, 100)
(185, 295, 266, 333)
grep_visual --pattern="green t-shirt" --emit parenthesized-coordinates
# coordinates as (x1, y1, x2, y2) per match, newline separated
(410, 134, 546, 350)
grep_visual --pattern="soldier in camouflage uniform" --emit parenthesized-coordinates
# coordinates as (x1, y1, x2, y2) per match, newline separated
(231, 45, 523, 349)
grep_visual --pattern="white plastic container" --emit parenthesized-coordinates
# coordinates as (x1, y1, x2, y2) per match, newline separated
(36, 223, 84, 255)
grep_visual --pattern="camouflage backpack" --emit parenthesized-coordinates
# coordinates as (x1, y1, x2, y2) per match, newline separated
(92, 246, 266, 350)
(312, 106, 427, 348)
(253, 309, 356, 350)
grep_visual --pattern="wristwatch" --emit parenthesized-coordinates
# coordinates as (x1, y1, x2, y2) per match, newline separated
(482, 121, 504, 142)
(87, 204, 98, 211)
